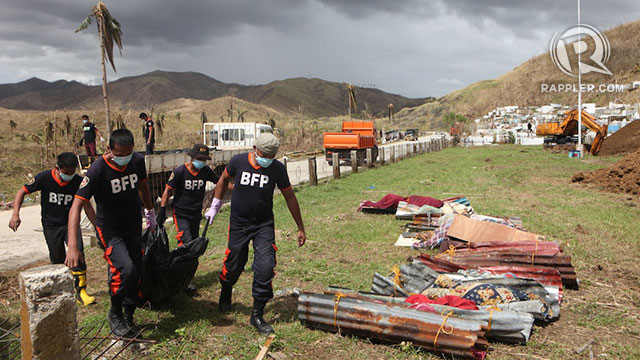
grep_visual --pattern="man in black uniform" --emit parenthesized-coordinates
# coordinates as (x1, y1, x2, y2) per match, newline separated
(156, 144, 219, 293)
(156, 144, 219, 247)
(139, 112, 155, 155)
(207, 133, 306, 334)
(65, 129, 156, 338)
(80, 114, 103, 158)
(8, 152, 97, 306)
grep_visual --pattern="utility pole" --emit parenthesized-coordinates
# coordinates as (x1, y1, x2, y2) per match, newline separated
(577, 0, 583, 156)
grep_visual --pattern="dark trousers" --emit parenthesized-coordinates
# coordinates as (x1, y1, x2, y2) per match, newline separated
(172, 211, 201, 247)
(43, 226, 86, 271)
(96, 226, 142, 307)
(84, 142, 97, 156)
(220, 220, 277, 302)
(146, 142, 154, 155)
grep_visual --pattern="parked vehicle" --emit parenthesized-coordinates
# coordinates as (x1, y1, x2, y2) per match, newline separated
(405, 129, 419, 141)
(203, 122, 273, 150)
(323, 121, 378, 166)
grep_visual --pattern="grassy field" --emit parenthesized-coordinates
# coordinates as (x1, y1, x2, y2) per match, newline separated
(1, 145, 640, 359)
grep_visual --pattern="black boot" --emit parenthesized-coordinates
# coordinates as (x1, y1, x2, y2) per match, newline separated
(123, 305, 142, 338)
(250, 300, 274, 334)
(108, 302, 131, 338)
(218, 285, 232, 313)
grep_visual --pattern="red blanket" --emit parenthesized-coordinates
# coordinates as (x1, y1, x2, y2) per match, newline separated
(359, 193, 443, 210)
(405, 294, 478, 310)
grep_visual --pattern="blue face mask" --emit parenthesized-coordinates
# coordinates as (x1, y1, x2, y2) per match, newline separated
(82, 119, 88, 124)
(255, 153, 274, 168)
(59, 170, 75, 182)
(192, 159, 206, 169)
(112, 153, 133, 166)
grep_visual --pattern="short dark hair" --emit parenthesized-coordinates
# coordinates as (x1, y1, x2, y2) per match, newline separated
(57, 152, 78, 169)
(139, 112, 148, 120)
(109, 129, 135, 148)
(81, 114, 89, 120)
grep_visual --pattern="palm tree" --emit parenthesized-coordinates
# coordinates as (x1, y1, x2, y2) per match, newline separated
(76, 2, 123, 135)
(388, 103, 395, 123)
(346, 84, 357, 119)
(237, 110, 248, 122)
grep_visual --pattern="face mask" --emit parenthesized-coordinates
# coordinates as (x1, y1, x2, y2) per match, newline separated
(255, 153, 274, 168)
(192, 159, 206, 169)
(83, 119, 88, 124)
(112, 153, 133, 166)
(59, 170, 75, 182)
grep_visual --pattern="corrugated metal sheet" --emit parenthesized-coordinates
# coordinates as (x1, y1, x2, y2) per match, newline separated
(298, 292, 488, 359)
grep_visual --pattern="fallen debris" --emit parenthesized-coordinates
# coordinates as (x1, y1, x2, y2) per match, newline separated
(298, 292, 489, 359)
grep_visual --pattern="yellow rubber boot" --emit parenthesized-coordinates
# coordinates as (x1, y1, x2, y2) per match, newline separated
(72, 270, 97, 306)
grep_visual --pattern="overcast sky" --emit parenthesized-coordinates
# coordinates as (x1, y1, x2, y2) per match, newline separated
(0, 0, 638, 98)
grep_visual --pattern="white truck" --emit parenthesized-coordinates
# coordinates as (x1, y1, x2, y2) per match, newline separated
(79, 122, 274, 201)
(203, 122, 273, 149)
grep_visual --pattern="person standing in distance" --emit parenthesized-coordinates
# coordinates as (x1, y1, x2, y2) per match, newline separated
(65, 129, 156, 338)
(206, 133, 306, 334)
(139, 113, 155, 155)
(80, 115, 103, 159)
(9, 152, 98, 306)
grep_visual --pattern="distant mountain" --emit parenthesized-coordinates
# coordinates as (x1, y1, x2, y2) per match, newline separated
(0, 70, 430, 117)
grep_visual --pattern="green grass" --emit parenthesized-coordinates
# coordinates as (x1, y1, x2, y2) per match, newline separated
(3, 145, 640, 359)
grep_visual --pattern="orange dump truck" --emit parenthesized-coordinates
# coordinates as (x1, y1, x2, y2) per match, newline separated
(324, 121, 378, 166)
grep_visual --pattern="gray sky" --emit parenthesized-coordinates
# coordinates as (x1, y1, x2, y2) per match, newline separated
(0, 0, 638, 97)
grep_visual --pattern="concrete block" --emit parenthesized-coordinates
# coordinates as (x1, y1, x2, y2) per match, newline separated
(20, 264, 79, 360)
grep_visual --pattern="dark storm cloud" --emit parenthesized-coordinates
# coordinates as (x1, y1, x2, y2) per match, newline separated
(0, 1, 638, 97)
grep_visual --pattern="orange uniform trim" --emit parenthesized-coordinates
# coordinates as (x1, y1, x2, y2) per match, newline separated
(103, 246, 122, 296)
(74, 195, 89, 202)
(103, 154, 128, 172)
(165, 184, 174, 190)
(22, 185, 31, 194)
(173, 210, 184, 247)
(51, 169, 70, 187)
(219, 225, 231, 281)
(96, 226, 107, 249)
(185, 162, 200, 177)
(248, 153, 260, 170)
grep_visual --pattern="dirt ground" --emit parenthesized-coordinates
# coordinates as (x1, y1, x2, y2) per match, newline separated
(598, 119, 640, 156)
(573, 150, 640, 195)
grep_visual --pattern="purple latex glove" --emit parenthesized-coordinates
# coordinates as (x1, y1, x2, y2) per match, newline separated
(205, 198, 223, 224)
(145, 208, 157, 229)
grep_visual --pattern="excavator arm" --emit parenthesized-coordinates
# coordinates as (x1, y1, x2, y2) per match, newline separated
(557, 109, 608, 155)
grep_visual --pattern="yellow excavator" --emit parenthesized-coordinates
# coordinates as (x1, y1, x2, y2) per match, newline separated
(536, 109, 608, 155)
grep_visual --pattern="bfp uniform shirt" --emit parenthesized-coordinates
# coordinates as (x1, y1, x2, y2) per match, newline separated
(144, 120, 155, 144)
(166, 164, 219, 220)
(225, 153, 291, 226)
(23, 169, 83, 228)
(83, 122, 97, 144)
(75, 152, 147, 232)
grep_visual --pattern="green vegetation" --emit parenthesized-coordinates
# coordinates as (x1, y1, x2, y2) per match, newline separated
(2, 146, 639, 359)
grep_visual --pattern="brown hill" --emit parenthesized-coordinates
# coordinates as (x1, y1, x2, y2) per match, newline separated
(0, 71, 429, 118)
(396, 19, 640, 129)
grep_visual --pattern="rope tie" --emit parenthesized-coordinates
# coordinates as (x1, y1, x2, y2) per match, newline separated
(436, 245, 456, 259)
(531, 237, 539, 265)
(481, 299, 502, 335)
(333, 293, 345, 329)
(391, 265, 403, 296)
(433, 310, 454, 352)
